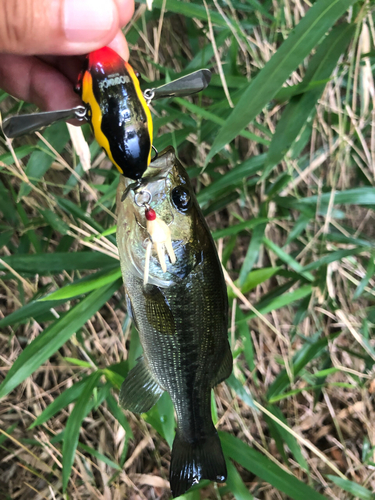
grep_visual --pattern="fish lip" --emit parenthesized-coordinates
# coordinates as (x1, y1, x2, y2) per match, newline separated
(149, 146, 175, 170)
(121, 146, 176, 200)
(143, 146, 176, 179)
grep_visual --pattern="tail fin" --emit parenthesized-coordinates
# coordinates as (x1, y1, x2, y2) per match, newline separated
(169, 431, 227, 498)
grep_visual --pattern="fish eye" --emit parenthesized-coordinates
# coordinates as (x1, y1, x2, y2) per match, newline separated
(171, 186, 191, 213)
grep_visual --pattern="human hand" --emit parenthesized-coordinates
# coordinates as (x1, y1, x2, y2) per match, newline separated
(0, 0, 134, 112)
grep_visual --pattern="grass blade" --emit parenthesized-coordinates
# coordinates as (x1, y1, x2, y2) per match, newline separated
(327, 475, 375, 500)
(221, 432, 328, 500)
(62, 371, 102, 491)
(264, 23, 355, 174)
(0, 252, 117, 274)
(43, 266, 122, 301)
(267, 334, 338, 401)
(0, 280, 121, 399)
(78, 442, 122, 471)
(20, 122, 70, 198)
(29, 376, 90, 429)
(226, 460, 254, 500)
(207, 0, 357, 163)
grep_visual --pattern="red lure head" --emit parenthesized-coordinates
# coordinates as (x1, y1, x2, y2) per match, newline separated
(74, 46, 125, 94)
(87, 46, 125, 74)
(74, 46, 153, 181)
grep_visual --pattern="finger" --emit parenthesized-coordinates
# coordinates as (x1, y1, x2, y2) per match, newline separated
(0, 54, 81, 111)
(0, 0, 134, 56)
(37, 55, 86, 85)
(108, 30, 130, 61)
(115, 0, 135, 28)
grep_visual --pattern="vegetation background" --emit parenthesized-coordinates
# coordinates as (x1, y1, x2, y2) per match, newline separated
(0, 0, 375, 499)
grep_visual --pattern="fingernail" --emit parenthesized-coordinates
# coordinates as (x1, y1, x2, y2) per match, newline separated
(64, 0, 115, 42)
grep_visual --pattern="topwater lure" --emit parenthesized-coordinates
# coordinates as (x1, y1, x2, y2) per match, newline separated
(2, 47, 211, 183)
(75, 47, 153, 181)
(116, 146, 232, 497)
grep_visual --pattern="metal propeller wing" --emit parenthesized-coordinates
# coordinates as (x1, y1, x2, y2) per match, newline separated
(144, 69, 211, 100)
(1, 106, 87, 139)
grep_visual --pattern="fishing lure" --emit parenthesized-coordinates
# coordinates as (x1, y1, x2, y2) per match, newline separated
(75, 46, 153, 181)
(2, 48, 211, 183)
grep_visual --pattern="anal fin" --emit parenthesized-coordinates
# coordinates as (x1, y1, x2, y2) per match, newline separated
(119, 356, 164, 413)
(212, 342, 233, 387)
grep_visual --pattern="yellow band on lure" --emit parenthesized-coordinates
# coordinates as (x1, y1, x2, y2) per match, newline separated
(125, 62, 153, 166)
(81, 71, 123, 173)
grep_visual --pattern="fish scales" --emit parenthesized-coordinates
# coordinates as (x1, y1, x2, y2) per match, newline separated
(117, 146, 232, 497)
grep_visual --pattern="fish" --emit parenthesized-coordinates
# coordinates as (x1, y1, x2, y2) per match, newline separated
(116, 146, 233, 497)
(76, 46, 153, 181)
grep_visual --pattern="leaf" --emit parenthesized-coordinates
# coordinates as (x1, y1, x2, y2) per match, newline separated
(220, 432, 328, 500)
(273, 79, 330, 103)
(235, 307, 256, 374)
(327, 476, 375, 500)
(227, 373, 256, 409)
(0, 145, 35, 166)
(43, 267, 122, 301)
(275, 187, 375, 211)
(239, 267, 281, 295)
(266, 405, 309, 472)
(264, 23, 355, 174)
(156, 392, 175, 448)
(62, 371, 102, 491)
(0, 280, 121, 400)
(302, 247, 367, 273)
(0, 252, 117, 274)
(39, 208, 70, 235)
(353, 255, 375, 299)
(263, 237, 314, 282)
(238, 221, 267, 286)
(63, 358, 93, 368)
(212, 217, 269, 240)
(0, 423, 18, 445)
(226, 460, 254, 500)
(267, 333, 338, 401)
(207, 0, 357, 163)
(138, 0, 228, 26)
(106, 393, 133, 439)
(0, 298, 67, 328)
(78, 442, 121, 471)
(197, 155, 265, 206)
(174, 97, 270, 145)
(29, 376, 90, 429)
(103, 361, 127, 390)
(20, 122, 70, 198)
(241, 285, 313, 322)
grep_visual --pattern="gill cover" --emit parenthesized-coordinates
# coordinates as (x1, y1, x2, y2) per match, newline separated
(76, 46, 153, 180)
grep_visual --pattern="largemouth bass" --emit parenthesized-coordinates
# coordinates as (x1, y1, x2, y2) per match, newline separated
(116, 146, 232, 497)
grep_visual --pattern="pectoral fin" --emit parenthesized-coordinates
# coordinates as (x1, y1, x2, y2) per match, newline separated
(124, 288, 140, 331)
(143, 284, 176, 335)
(119, 356, 164, 413)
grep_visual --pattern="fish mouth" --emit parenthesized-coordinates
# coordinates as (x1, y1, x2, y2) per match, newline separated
(121, 146, 176, 203)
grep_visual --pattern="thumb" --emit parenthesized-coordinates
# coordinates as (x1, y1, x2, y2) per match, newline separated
(0, 0, 134, 55)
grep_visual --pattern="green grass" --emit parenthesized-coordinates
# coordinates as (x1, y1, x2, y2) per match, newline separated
(1, 0, 375, 498)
